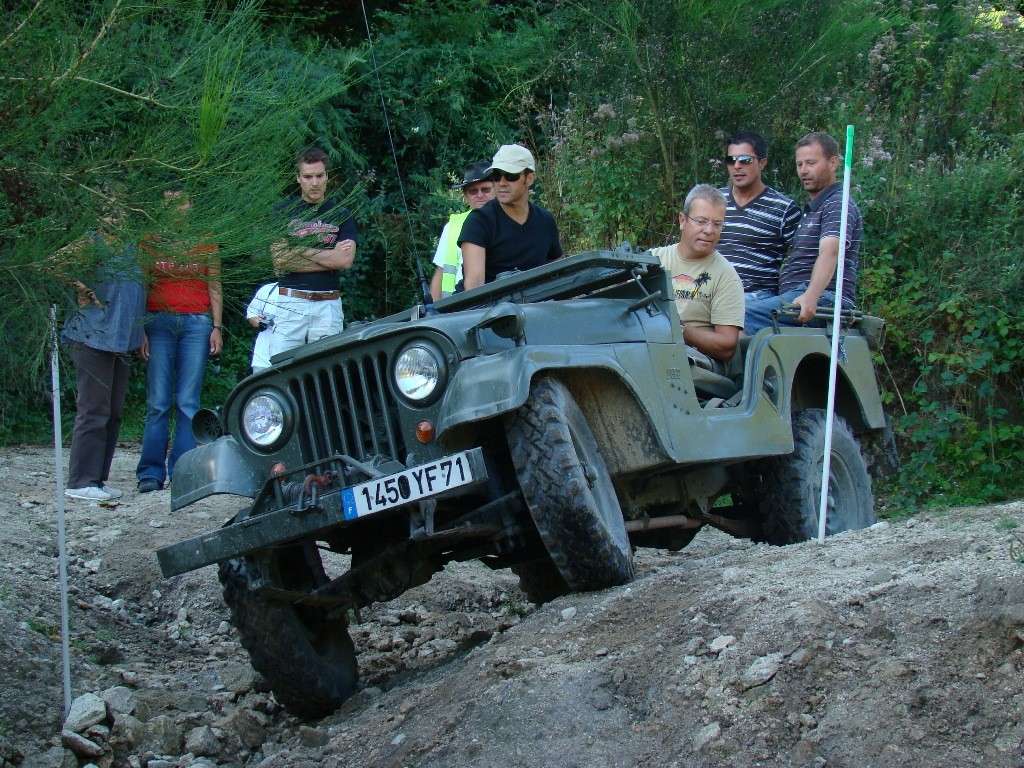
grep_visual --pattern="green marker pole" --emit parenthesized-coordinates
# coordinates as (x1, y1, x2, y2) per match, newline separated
(817, 125, 855, 545)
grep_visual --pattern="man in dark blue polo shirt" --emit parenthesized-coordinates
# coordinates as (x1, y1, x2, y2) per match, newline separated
(744, 132, 862, 334)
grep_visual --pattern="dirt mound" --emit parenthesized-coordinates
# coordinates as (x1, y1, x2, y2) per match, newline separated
(1, 446, 1022, 767)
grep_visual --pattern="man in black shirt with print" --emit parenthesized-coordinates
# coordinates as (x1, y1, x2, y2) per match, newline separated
(458, 144, 562, 289)
(269, 147, 358, 356)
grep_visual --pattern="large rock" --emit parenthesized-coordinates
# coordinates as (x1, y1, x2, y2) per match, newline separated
(100, 686, 137, 716)
(20, 746, 74, 768)
(109, 714, 145, 750)
(64, 693, 108, 732)
(218, 662, 258, 696)
(693, 721, 721, 751)
(139, 714, 185, 755)
(741, 652, 784, 690)
(298, 726, 328, 749)
(185, 725, 221, 757)
(216, 709, 266, 750)
(60, 731, 104, 759)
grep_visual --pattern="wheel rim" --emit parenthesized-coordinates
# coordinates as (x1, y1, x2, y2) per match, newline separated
(568, 421, 630, 555)
(814, 447, 863, 536)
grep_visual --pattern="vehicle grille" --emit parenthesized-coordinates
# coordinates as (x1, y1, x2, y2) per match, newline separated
(287, 352, 406, 467)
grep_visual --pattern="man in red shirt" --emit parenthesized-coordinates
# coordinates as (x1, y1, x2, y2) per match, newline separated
(136, 191, 222, 493)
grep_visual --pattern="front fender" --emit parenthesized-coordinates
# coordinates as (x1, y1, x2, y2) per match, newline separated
(170, 436, 267, 511)
(436, 346, 614, 434)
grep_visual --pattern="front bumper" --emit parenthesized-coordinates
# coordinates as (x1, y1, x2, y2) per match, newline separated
(157, 447, 488, 577)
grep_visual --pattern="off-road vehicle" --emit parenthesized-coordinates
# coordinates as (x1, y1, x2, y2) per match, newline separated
(158, 248, 893, 718)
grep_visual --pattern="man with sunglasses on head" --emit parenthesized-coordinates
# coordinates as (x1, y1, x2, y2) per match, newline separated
(650, 184, 744, 362)
(430, 160, 494, 300)
(744, 131, 862, 334)
(718, 131, 802, 301)
(458, 144, 562, 290)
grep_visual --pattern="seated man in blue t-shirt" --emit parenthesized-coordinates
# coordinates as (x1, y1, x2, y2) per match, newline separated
(458, 144, 562, 290)
(745, 132, 863, 335)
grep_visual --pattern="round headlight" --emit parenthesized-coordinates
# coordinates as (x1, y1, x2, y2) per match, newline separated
(242, 392, 287, 448)
(394, 344, 443, 402)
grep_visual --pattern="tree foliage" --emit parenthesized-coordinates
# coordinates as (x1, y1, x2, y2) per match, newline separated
(2, 0, 1023, 508)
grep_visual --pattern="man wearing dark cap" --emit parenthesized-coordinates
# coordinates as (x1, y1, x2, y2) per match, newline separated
(458, 144, 562, 290)
(429, 161, 494, 300)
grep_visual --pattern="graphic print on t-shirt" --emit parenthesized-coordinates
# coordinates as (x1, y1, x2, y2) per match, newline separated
(288, 218, 340, 246)
(673, 271, 712, 302)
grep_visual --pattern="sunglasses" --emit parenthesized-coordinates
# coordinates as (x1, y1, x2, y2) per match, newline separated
(490, 170, 524, 182)
(725, 154, 757, 166)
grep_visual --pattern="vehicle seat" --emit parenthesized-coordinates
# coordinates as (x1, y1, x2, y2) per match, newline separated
(687, 348, 740, 400)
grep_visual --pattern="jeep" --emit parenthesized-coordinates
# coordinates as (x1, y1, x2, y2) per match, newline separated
(158, 248, 893, 718)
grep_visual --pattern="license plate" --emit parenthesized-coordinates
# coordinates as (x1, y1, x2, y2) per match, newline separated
(340, 451, 477, 521)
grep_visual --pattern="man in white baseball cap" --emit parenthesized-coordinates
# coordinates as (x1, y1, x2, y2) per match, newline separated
(458, 144, 562, 290)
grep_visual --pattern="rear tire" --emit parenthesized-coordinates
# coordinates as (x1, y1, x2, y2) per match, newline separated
(758, 408, 875, 544)
(507, 377, 634, 591)
(219, 541, 358, 720)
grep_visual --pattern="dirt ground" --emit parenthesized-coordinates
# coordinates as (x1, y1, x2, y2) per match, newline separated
(1, 444, 1023, 768)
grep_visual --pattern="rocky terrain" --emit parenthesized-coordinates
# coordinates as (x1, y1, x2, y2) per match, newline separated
(1, 444, 1023, 768)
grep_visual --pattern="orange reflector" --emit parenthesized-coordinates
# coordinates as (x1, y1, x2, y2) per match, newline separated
(270, 462, 287, 477)
(416, 420, 435, 444)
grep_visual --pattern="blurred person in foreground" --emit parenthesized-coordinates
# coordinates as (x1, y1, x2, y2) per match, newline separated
(136, 191, 222, 493)
(56, 214, 146, 502)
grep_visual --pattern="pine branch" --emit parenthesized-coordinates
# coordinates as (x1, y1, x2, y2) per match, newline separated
(53, 0, 123, 85)
(0, 75, 177, 109)
(0, 0, 46, 50)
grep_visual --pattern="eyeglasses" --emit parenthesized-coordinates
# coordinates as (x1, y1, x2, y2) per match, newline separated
(684, 215, 725, 230)
(490, 170, 524, 182)
(464, 185, 493, 196)
(724, 154, 757, 166)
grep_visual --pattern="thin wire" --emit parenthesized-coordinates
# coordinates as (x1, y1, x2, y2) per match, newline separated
(358, 0, 422, 307)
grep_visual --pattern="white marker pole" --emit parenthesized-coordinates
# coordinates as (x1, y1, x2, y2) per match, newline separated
(50, 305, 73, 717)
(817, 125, 855, 545)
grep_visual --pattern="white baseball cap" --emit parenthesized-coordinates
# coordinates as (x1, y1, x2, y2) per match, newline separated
(486, 144, 536, 175)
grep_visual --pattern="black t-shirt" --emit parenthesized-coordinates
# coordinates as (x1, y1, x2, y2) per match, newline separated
(458, 199, 562, 283)
(274, 195, 358, 291)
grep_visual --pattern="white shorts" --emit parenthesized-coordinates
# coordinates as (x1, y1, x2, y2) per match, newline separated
(266, 294, 343, 358)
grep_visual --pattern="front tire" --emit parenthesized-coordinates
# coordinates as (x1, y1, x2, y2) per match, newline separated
(219, 542, 358, 720)
(758, 408, 876, 544)
(512, 558, 569, 605)
(506, 377, 634, 591)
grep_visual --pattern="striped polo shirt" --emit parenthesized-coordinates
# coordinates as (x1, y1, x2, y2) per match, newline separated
(780, 183, 862, 306)
(717, 185, 803, 293)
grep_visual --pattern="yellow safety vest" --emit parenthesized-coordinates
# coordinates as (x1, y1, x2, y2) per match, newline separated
(439, 210, 472, 297)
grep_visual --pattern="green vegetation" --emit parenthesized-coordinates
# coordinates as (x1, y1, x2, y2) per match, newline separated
(2, 0, 1022, 511)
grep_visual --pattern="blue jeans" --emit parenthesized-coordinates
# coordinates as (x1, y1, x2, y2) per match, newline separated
(137, 312, 211, 485)
(744, 284, 848, 335)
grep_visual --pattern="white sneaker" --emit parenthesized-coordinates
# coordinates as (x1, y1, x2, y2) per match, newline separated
(101, 485, 123, 500)
(65, 486, 114, 501)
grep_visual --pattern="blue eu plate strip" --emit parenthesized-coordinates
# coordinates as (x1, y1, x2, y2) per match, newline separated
(341, 488, 358, 521)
